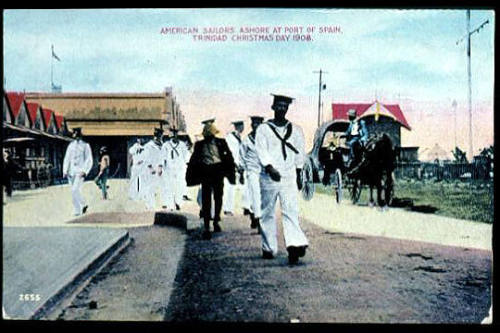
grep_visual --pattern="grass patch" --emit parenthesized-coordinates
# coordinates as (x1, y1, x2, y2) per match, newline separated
(315, 179, 494, 224)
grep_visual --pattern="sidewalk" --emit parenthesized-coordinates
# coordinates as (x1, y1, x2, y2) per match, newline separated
(2, 227, 129, 319)
(299, 193, 492, 251)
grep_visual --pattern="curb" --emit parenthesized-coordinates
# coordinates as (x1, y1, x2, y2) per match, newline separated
(30, 231, 131, 320)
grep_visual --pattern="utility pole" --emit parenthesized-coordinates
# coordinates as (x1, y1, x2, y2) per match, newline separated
(313, 69, 327, 127)
(456, 10, 489, 161)
(452, 100, 458, 149)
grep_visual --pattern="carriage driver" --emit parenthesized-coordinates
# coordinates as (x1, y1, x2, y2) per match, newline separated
(344, 109, 368, 168)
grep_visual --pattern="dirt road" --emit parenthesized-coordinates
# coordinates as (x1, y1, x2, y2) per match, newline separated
(59, 211, 492, 323)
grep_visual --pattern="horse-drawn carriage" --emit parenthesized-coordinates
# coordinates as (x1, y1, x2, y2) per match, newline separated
(301, 119, 396, 207)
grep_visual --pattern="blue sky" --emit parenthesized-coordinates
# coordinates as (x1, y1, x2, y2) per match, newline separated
(3, 8, 494, 101)
(3, 9, 495, 154)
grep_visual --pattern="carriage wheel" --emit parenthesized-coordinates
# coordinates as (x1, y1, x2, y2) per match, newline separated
(350, 178, 361, 204)
(301, 159, 315, 201)
(333, 168, 343, 203)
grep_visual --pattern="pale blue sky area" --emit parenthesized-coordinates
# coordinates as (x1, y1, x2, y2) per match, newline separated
(3, 8, 495, 104)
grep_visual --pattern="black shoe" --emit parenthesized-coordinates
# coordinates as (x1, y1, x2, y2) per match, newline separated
(183, 195, 191, 201)
(202, 230, 212, 240)
(250, 216, 258, 229)
(287, 246, 300, 265)
(175, 204, 180, 211)
(298, 245, 307, 258)
(213, 222, 222, 233)
(199, 210, 203, 218)
(82, 205, 88, 214)
(224, 211, 233, 216)
(243, 208, 251, 216)
(262, 250, 274, 259)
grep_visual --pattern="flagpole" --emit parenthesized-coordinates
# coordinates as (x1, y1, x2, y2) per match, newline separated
(51, 45, 54, 91)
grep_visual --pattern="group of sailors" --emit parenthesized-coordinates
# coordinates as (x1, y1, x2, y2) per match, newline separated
(60, 92, 372, 265)
(128, 127, 191, 211)
(185, 93, 309, 265)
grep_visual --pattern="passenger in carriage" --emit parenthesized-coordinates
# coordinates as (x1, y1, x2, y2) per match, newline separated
(344, 109, 368, 169)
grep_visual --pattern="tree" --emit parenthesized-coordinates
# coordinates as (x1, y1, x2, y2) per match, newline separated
(452, 147, 468, 163)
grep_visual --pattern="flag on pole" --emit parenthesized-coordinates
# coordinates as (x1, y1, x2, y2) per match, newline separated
(51, 45, 61, 61)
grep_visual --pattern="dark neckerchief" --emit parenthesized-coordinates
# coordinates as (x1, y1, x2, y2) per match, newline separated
(170, 140, 180, 159)
(249, 132, 256, 145)
(231, 131, 242, 144)
(266, 121, 298, 160)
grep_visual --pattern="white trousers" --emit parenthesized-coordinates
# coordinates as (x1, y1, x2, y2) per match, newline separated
(246, 171, 262, 218)
(143, 172, 163, 210)
(259, 176, 309, 255)
(162, 167, 183, 209)
(68, 174, 86, 215)
(223, 178, 235, 213)
(129, 165, 143, 200)
(223, 175, 250, 213)
(181, 165, 188, 197)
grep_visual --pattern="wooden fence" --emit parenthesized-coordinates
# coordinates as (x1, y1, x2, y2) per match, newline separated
(395, 161, 492, 181)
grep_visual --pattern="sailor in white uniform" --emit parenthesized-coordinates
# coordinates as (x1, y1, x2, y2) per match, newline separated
(240, 115, 265, 231)
(255, 94, 309, 265)
(223, 120, 249, 215)
(143, 128, 164, 211)
(63, 127, 93, 216)
(161, 127, 190, 210)
(128, 138, 146, 200)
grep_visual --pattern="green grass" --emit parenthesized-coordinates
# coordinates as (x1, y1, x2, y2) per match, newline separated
(315, 179, 494, 224)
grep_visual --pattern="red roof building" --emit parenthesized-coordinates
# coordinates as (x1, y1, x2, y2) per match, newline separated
(332, 101, 411, 130)
(26, 102, 44, 130)
(5, 92, 30, 127)
(5, 92, 26, 120)
(54, 114, 68, 135)
(332, 101, 411, 148)
(42, 107, 59, 134)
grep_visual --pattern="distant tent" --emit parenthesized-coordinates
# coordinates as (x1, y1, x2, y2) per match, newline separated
(420, 143, 452, 162)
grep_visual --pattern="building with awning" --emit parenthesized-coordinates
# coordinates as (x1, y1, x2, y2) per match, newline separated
(3, 91, 72, 188)
(25, 88, 185, 177)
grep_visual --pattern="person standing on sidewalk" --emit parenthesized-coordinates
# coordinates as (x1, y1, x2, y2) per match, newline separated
(187, 120, 235, 240)
(128, 138, 146, 200)
(255, 94, 309, 265)
(223, 120, 249, 216)
(63, 127, 93, 216)
(95, 146, 111, 200)
(143, 128, 165, 211)
(240, 115, 265, 232)
(161, 127, 190, 211)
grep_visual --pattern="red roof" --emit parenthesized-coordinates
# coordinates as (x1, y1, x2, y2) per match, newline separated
(26, 102, 40, 125)
(5, 92, 26, 118)
(54, 114, 65, 129)
(332, 102, 411, 130)
(42, 108, 55, 128)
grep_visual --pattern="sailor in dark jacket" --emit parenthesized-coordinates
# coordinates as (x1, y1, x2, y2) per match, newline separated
(186, 119, 236, 240)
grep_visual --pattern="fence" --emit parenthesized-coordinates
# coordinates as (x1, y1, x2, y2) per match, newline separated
(395, 161, 493, 181)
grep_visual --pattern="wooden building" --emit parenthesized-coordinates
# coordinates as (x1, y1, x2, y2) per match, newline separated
(332, 101, 411, 148)
(3, 92, 71, 189)
(25, 89, 185, 178)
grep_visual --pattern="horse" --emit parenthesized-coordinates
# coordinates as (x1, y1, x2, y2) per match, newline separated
(347, 133, 396, 208)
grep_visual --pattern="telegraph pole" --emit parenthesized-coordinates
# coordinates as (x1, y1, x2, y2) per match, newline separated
(456, 10, 489, 160)
(313, 69, 327, 127)
(452, 100, 458, 149)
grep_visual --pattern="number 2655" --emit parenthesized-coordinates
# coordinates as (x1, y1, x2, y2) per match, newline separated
(19, 294, 41, 301)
